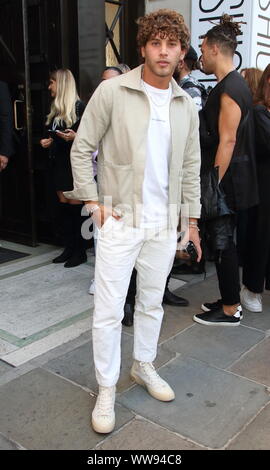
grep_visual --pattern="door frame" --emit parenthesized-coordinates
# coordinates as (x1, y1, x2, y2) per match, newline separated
(22, 0, 37, 246)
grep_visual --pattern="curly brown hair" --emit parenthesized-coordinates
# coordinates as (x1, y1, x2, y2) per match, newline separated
(136, 9, 190, 51)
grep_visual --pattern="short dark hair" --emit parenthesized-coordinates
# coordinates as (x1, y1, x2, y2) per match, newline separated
(201, 14, 243, 55)
(137, 9, 190, 51)
(184, 46, 199, 71)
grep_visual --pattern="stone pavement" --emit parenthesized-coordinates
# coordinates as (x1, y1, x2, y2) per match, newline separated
(0, 240, 270, 450)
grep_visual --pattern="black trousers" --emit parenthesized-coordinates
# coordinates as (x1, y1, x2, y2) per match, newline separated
(215, 238, 240, 305)
(203, 214, 240, 306)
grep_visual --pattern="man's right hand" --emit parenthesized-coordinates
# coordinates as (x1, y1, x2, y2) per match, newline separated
(85, 201, 122, 229)
(40, 138, 53, 148)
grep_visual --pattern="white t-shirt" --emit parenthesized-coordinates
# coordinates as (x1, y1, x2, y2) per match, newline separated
(140, 81, 172, 228)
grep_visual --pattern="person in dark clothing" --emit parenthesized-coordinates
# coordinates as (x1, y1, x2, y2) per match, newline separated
(0, 80, 14, 172)
(193, 14, 259, 326)
(241, 64, 270, 312)
(40, 69, 86, 268)
(236, 67, 263, 266)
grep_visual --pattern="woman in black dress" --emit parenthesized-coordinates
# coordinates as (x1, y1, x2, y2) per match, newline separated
(241, 64, 270, 312)
(40, 69, 86, 267)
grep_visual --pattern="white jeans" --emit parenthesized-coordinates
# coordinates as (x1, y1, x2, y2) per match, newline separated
(92, 216, 177, 387)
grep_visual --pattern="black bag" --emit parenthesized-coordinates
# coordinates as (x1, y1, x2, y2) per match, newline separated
(200, 167, 234, 221)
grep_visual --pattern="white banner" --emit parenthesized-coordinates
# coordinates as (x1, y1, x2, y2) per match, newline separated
(191, 0, 270, 86)
(251, 1, 270, 70)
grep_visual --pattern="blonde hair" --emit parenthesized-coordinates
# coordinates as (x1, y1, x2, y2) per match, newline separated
(46, 69, 80, 128)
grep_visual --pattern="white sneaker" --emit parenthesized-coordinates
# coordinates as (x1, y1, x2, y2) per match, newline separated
(240, 286, 262, 313)
(88, 279, 95, 295)
(92, 386, 116, 434)
(130, 361, 175, 402)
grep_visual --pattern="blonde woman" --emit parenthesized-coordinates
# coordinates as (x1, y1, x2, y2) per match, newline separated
(40, 69, 86, 267)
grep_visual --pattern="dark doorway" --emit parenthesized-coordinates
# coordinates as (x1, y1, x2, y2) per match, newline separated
(0, 0, 36, 246)
(0, 0, 144, 247)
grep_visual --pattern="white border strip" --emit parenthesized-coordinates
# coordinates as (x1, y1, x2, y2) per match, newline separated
(1, 318, 91, 367)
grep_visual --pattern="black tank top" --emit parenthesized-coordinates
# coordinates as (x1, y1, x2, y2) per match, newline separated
(200, 71, 258, 211)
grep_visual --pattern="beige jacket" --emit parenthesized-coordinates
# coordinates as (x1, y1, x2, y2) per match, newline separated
(64, 65, 201, 228)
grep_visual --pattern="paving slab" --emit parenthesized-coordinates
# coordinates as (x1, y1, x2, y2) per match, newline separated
(0, 263, 94, 338)
(228, 403, 270, 450)
(167, 278, 186, 292)
(173, 275, 223, 321)
(1, 317, 91, 367)
(0, 251, 59, 277)
(0, 240, 56, 256)
(0, 368, 133, 450)
(95, 418, 205, 450)
(118, 356, 270, 449)
(0, 360, 13, 377)
(0, 433, 22, 450)
(241, 308, 270, 331)
(44, 332, 176, 394)
(0, 339, 18, 357)
(165, 324, 265, 369)
(159, 306, 195, 344)
(229, 338, 270, 387)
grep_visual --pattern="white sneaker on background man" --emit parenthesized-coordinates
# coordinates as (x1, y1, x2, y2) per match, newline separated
(240, 286, 262, 312)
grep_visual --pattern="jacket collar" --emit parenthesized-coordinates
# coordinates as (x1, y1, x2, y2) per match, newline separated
(120, 64, 187, 99)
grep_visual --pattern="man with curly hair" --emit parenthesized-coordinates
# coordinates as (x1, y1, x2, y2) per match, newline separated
(65, 9, 201, 434)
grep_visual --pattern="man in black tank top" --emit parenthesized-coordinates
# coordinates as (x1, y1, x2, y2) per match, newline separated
(193, 15, 259, 326)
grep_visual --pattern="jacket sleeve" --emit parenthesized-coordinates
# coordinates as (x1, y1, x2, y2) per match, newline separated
(64, 83, 112, 201)
(181, 101, 201, 219)
(0, 81, 14, 158)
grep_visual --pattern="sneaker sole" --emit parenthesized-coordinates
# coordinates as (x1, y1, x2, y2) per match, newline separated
(241, 304, 262, 313)
(201, 304, 211, 312)
(201, 304, 243, 319)
(92, 416, 115, 434)
(130, 372, 175, 402)
(193, 315, 240, 326)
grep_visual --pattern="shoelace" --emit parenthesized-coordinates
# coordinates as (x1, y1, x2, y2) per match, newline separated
(96, 388, 115, 415)
(139, 362, 165, 387)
